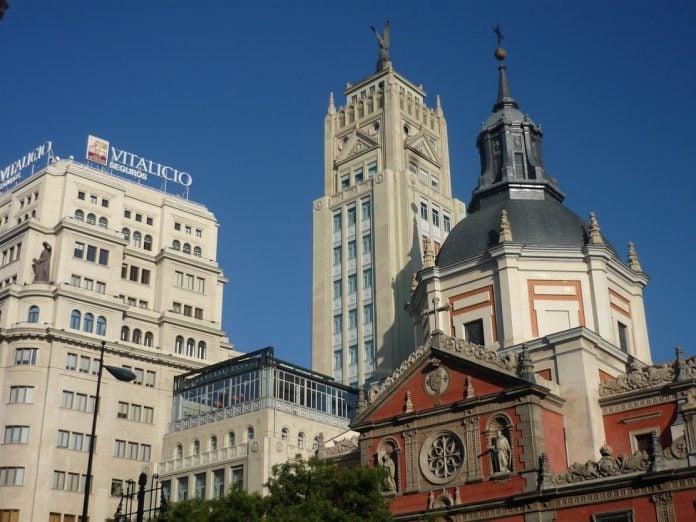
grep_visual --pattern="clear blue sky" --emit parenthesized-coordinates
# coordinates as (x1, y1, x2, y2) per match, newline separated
(1, 0, 694, 367)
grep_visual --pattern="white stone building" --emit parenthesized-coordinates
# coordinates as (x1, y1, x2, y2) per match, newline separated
(0, 158, 237, 522)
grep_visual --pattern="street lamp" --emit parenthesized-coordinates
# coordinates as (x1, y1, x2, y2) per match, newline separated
(82, 341, 136, 522)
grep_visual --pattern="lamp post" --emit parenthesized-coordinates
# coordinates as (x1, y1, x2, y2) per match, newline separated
(82, 341, 136, 522)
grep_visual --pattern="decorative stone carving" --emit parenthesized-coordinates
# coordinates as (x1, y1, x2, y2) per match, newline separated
(599, 361, 676, 396)
(403, 391, 414, 413)
(429, 331, 517, 373)
(366, 345, 428, 404)
(488, 416, 513, 474)
(422, 238, 435, 268)
(424, 357, 450, 397)
(420, 431, 464, 484)
(323, 435, 359, 457)
(628, 241, 643, 272)
(499, 209, 513, 242)
(465, 376, 475, 399)
(32, 242, 52, 283)
(377, 439, 399, 494)
(588, 212, 604, 245)
(552, 444, 649, 484)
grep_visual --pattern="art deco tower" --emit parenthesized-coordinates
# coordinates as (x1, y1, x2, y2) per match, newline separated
(312, 26, 465, 386)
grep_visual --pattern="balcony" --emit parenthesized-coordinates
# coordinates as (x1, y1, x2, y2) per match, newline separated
(158, 445, 248, 475)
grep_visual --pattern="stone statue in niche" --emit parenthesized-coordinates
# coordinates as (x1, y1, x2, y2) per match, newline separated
(32, 242, 52, 283)
(491, 429, 512, 473)
(379, 445, 397, 492)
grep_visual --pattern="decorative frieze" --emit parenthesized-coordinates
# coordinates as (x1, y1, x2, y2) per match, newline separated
(600, 394, 675, 415)
(552, 444, 649, 484)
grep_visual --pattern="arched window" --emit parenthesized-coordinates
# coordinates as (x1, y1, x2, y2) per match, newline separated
(122, 228, 130, 241)
(183, 243, 191, 254)
(246, 426, 254, 441)
(83, 313, 94, 333)
(144, 332, 154, 347)
(143, 235, 152, 251)
(86, 213, 96, 225)
(186, 338, 195, 357)
(120, 326, 130, 341)
(175, 336, 184, 354)
(298, 432, 305, 448)
(27, 305, 39, 323)
(313, 436, 321, 451)
(192, 439, 200, 456)
(70, 310, 81, 329)
(281, 428, 289, 442)
(74, 209, 84, 221)
(172, 240, 180, 251)
(228, 431, 236, 447)
(96, 316, 107, 336)
(132, 231, 142, 248)
(132, 329, 142, 344)
(193, 246, 202, 257)
(197, 341, 207, 360)
(210, 436, 217, 452)
(175, 444, 183, 459)
(98, 216, 108, 229)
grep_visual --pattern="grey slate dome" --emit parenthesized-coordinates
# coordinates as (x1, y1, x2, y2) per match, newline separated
(436, 198, 616, 267)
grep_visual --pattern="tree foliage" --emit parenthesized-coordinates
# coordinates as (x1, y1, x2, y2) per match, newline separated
(156, 455, 393, 521)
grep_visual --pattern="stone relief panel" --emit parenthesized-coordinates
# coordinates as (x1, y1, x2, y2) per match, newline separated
(419, 430, 465, 485)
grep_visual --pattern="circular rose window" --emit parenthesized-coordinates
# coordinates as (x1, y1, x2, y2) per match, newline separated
(419, 431, 464, 484)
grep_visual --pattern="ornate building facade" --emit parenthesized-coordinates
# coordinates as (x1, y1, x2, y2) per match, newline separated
(0, 159, 236, 522)
(311, 33, 465, 386)
(349, 48, 696, 521)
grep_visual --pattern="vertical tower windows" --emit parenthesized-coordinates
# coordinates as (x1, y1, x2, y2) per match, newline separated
(361, 199, 371, 220)
(420, 202, 428, 220)
(347, 206, 356, 226)
(333, 212, 342, 233)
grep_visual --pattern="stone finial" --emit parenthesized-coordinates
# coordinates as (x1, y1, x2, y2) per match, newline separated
(465, 376, 475, 399)
(404, 391, 414, 413)
(428, 490, 434, 509)
(675, 346, 688, 381)
(436, 94, 442, 115)
(356, 389, 367, 414)
(588, 212, 604, 245)
(628, 241, 642, 272)
(454, 487, 462, 505)
(518, 344, 535, 382)
(499, 209, 513, 242)
(328, 92, 335, 115)
(650, 431, 665, 471)
(423, 238, 435, 268)
(410, 273, 418, 293)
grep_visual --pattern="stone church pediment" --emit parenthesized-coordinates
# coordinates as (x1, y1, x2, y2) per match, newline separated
(405, 131, 441, 167)
(335, 130, 379, 166)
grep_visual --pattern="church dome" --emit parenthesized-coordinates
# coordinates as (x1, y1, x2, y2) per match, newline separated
(436, 198, 616, 267)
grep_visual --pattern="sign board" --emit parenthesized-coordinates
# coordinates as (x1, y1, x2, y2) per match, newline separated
(86, 135, 192, 188)
(0, 141, 53, 192)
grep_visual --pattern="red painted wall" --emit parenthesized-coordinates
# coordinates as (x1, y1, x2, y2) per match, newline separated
(602, 402, 677, 455)
(542, 408, 568, 472)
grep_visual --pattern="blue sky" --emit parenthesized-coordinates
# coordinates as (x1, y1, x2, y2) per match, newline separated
(1, 0, 694, 367)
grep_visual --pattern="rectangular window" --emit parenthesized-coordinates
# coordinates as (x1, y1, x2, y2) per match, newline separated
(129, 266, 139, 282)
(111, 479, 124, 497)
(15, 348, 37, 366)
(136, 214, 143, 223)
(333, 246, 342, 266)
(0, 467, 24, 486)
(101, 198, 109, 208)
(348, 309, 358, 329)
(354, 167, 364, 183)
(4, 426, 29, 444)
(195, 228, 202, 237)
(96, 281, 106, 294)
(333, 212, 342, 233)
(9, 386, 34, 404)
(98, 248, 109, 265)
(185, 225, 191, 234)
(514, 152, 525, 177)
(90, 195, 97, 204)
(194, 307, 203, 319)
(362, 269, 372, 288)
(231, 466, 244, 491)
(367, 161, 377, 177)
(61, 391, 74, 409)
(74, 393, 87, 411)
(143, 406, 154, 424)
(67, 472, 80, 491)
(363, 303, 373, 324)
(362, 234, 372, 254)
(365, 340, 375, 363)
(141, 269, 150, 285)
(432, 207, 440, 227)
(348, 345, 358, 366)
(141, 444, 151, 462)
(618, 322, 629, 352)
(196, 277, 205, 293)
(128, 442, 139, 460)
(175, 271, 184, 287)
(408, 161, 417, 174)
(464, 319, 485, 346)
(74, 242, 85, 259)
(146, 370, 156, 388)
(420, 201, 428, 220)
(333, 280, 342, 300)
(361, 199, 371, 220)
(212, 469, 225, 499)
(79, 356, 90, 373)
(431, 176, 440, 191)
(65, 353, 77, 370)
(443, 213, 451, 233)
(333, 315, 342, 334)
(69, 432, 84, 452)
(52, 471, 65, 490)
(185, 274, 194, 290)
(347, 241, 356, 260)
(591, 511, 634, 522)
(174, 222, 181, 231)
(333, 350, 343, 370)
(83, 278, 94, 290)
(70, 274, 81, 287)
(56, 430, 69, 448)
(348, 274, 357, 294)
(124, 210, 131, 219)
(129, 404, 141, 422)
(77, 191, 85, 200)
(133, 368, 144, 385)
(347, 207, 356, 226)
(340, 174, 350, 190)
(117, 402, 128, 419)
(419, 167, 429, 185)
(177, 476, 189, 500)
(86, 245, 97, 262)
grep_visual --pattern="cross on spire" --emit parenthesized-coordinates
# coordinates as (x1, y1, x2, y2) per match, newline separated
(493, 24, 504, 46)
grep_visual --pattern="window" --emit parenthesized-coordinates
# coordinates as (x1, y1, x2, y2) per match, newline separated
(175, 336, 184, 354)
(133, 368, 144, 385)
(0, 467, 24, 486)
(361, 199, 371, 220)
(172, 240, 180, 251)
(246, 426, 254, 441)
(298, 432, 306, 448)
(354, 167, 364, 183)
(144, 332, 154, 347)
(135, 213, 142, 222)
(333, 246, 342, 266)
(70, 310, 81, 329)
(348, 345, 358, 366)
(101, 198, 109, 208)
(147, 217, 154, 226)
(197, 341, 207, 360)
(365, 340, 375, 363)
(186, 274, 194, 290)
(183, 243, 191, 254)
(196, 277, 205, 293)
(177, 477, 188, 501)
(213, 470, 224, 499)
(363, 303, 373, 324)
(98, 216, 108, 228)
(143, 235, 152, 251)
(98, 248, 109, 265)
(464, 319, 485, 346)
(174, 222, 181, 231)
(79, 356, 90, 373)
(74, 209, 84, 221)
(15, 348, 37, 366)
(362, 234, 372, 254)
(618, 322, 629, 352)
(27, 305, 39, 323)
(70, 274, 81, 287)
(129, 404, 141, 422)
(96, 281, 106, 293)
(186, 339, 195, 357)
(340, 174, 350, 190)
(347, 206, 356, 225)
(140, 444, 151, 462)
(363, 268, 372, 288)
(132, 329, 142, 344)
(124, 210, 131, 219)
(83, 313, 94, 333)
(348, 274, 357, 294)
(128, 442, 138, 460)
(117, 402, 128, 419)
(431, 176, 440, 191)
(77, 191, 85, 200)
(443, 213, 452, 233)
(4, 426, 29, 444)
(111, 479, 123, 497)
(591, 511, 634, 522)
(192, 439, 200, 456)
(210, 436, 217, 452)
(86, 245, 97, 262)
(420, 201, 428, 220)
(195, 472, 206, 499)
(132, 232, 142, 248)
(367, 161, 377, 177)
(348, 309, 358, 329)
(333, 315, 342, 334)
(333, 350, 343, 370)
(333, 280, 342, 300)
(333, 213, 341, 233)
(432, 207, 440, 227)
(74, 242, 85, 258)
(175, 444, 183, 459)
(231, 465, 244, 491)
(143, 406, 154, 424)
(281, 428, 289, 441)
(175, 271, 183, 286)
(70, 433, 84, 452)
(129, 266, 139, 282)
(57, 430, 69, 448)
(228, 431, 236, 447)
(419, 167, 429, 185)
(52, 471, 65, 490)
(96, 316, 106, 336)
(195, 228, 202, 237)
(90, 195, 97, 204)
(183, 305, 192, 317)
(348, 241, 356, 259)
(9, 386, 34, 404)
(120, 326, 130, 341)
(194, 308, 203, 319)
(193, 246, 201, 257)
(185, 225, 191, 234)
